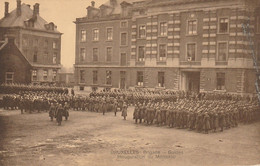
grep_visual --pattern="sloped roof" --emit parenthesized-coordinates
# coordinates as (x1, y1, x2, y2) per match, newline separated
(0, 38, 32, 67)
(0, 3, 60, 33)
(102, 0, 148, 15)
(146, 0, 225, 6)
(0, 41, 7, 51)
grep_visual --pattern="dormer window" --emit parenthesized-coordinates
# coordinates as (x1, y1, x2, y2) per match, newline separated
(45, 23, 55, 31)
(28, 20, 34, 28)
(100, 5, 113, 17)
(122, 7, 128, 17)
(24, 20, 34, 28)
(139, 9, 145, 15)
(49, 23, 55, 30)
(120, 1, 132, 17)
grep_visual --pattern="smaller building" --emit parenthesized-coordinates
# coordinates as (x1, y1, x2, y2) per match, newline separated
(0, 35, 32, 84)
(0, 0, 62, 85)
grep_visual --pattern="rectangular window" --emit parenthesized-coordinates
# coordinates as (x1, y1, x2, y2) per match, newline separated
(139, 25, 146, 38)
(43, 70, 48, 81)
(44, 52, 48, 63)
(81, 30, 86, 42)
(158, 72, 165, 87)
(187, 43, 196, 61)
(44, 40, 48, 48)
(159, 44, 167, 61)
(80, 48, 86, 61)
(106, 28, 113, 41)
(121, 21, 127, 28)
(80, 70, 85, 83)
(217, 42, 228, 61)
(219, 18, 229, 33)
(121, 32, 127, 46)
(5, 72, 14, 84)
(106, 71, 112, 85)
(93, 48, 98, 62)
(29, 39, 33, 46)
(160, 22, 167, 36)
(53, 70, 57, 81)
(187, 20, 197, 35)
(53, 41, 57, 49)
(32, 70, 37, 81)
(53, 53, 57, 64)
(34, 39, 38, 47)
(93, 70, 98, 84)
(93, 29, 99, 41)
(120, 53, 127, 66)
(216, 73, 225, 90)
(33, 52, 37, 62)
(137, 71, 144, 86)
(120, 71, 126, 89)
(23, 38, 28, 47)
(138, 46, 145, 61)
(106, 47, 112, 62)
(257, 42, 260, 61)
(257, 16, 260, 33)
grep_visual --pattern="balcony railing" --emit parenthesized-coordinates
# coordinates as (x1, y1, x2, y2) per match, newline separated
(136, 61, 145, 66)
(156, 61, 167, 65)
(215, 61, 228, 65)
(180, 61, 201, 66)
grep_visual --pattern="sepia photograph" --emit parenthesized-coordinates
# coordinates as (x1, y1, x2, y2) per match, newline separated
(0, 0, 260, 165)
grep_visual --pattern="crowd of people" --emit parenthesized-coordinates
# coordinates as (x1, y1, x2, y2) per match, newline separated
(0, 85, 259, 130)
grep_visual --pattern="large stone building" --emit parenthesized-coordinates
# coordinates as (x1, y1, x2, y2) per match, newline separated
(0, 0, 62, 84)
(74, 0, 260, 94)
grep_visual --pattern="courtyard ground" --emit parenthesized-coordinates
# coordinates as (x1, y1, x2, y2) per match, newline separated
(0, 107, 259, 166)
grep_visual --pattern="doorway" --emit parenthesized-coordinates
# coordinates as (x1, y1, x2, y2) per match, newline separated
(181, 71, 200, 93)
(120, 71, 126, 89)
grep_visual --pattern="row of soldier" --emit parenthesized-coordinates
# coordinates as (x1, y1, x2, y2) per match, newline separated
(2, 92, 70, 125)
(90, 89, 257, 103)
(0, 83, 69, 95)
(2, 89, 259, 114)
(1, 88, 259, 132)
(2, 92, 72, 113)
(133, 99, 259, 134)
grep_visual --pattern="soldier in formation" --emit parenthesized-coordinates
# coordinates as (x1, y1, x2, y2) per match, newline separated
(0, 83, 68, 95)
(132, 98, 259, 134)
(2, 91, 72, 114)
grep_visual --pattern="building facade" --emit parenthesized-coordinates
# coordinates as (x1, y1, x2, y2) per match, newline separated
(74, 0, 260, 94)
(0, 0, 62, 84)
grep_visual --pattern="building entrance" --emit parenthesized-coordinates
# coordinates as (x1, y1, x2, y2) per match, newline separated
(181, 71, 200, 93)
(120, 71, 126, 89)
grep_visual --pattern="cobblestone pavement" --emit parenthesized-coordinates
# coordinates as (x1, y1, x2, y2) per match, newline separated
(0, 107, 259, 166)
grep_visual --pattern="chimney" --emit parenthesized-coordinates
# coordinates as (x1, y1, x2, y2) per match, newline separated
(32, 3, 39, 20)
(33, 3, 40, 16)
(4, 2, 9, 17)
(16, 0, 21, 16)
(91, 1, 95, 7)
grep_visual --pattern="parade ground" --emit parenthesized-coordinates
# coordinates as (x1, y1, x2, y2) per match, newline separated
(0, 108, 260, 166)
